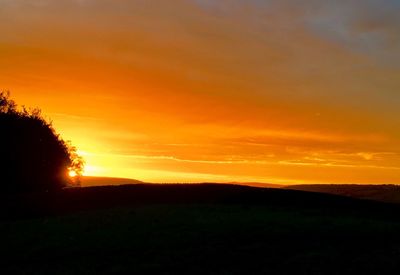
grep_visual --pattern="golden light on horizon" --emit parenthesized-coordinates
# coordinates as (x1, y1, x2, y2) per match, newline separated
(1, 1, 400, 185)
(68, 170, 77, 178)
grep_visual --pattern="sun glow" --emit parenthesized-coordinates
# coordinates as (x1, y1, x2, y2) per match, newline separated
(68, 170, 77, 178)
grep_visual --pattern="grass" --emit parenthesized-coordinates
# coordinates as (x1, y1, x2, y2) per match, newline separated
(1, 184, 400, 274)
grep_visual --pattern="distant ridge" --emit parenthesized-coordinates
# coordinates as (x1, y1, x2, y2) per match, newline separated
(80, 178, 400, 204)
(2, 183, 395, 221)
(286, 184, 400, 204)
(80, 177, 282, 189)
(80, 176, 144, 187)
(225, 182, 283, 188)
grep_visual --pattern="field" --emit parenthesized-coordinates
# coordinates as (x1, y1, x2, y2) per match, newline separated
(1, 184, 400, 274)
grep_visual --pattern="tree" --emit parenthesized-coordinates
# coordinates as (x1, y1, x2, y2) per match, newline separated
(0, 91, 84, 193)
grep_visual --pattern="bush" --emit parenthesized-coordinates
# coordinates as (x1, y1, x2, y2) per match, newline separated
(0, 92, 83, 193)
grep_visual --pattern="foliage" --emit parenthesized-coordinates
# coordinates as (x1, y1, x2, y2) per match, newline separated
(0, 91, 84, 193)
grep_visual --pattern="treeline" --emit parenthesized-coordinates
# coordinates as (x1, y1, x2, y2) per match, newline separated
(0, 92, 83, 193)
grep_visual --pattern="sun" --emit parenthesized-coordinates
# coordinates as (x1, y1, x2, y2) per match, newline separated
(68, 170, 78, 178)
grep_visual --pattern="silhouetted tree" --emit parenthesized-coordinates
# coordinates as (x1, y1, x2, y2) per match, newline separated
(0, 92, 84, 193)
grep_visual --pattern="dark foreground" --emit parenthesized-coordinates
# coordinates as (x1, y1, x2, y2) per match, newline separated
(287, 184, 400, 204)
(1, 184, 400, 274)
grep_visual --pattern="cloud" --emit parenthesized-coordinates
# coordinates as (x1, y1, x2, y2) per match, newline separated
(302, 0, 400, 64)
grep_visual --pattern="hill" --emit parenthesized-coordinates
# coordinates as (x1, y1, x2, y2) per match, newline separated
(80, 176, 144, 187)
(1, 184, 400, 274)
(226, 181, 284, 188)
(79, 177, 282, 189)
(1, 183, 395, 220)
(79, 177, 400, 205)
(286, 184, 400, 204)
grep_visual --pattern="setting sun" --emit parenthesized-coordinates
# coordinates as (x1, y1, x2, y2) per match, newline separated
(68, 170, 77, 178)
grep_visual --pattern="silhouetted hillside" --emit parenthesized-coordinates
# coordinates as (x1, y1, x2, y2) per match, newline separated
(286, 184, 400, 204)
(80, 177, 281, 188)
(0, 184, 397, 221)
(226, 182, 284, 188)
(80, 176, 144, 187)
(1, 184, 400, 274)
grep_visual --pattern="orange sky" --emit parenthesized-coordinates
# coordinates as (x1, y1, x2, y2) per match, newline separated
(1, 0, 400, 185)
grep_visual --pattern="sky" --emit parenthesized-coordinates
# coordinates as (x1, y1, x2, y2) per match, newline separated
(1, 0, 400, 185)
